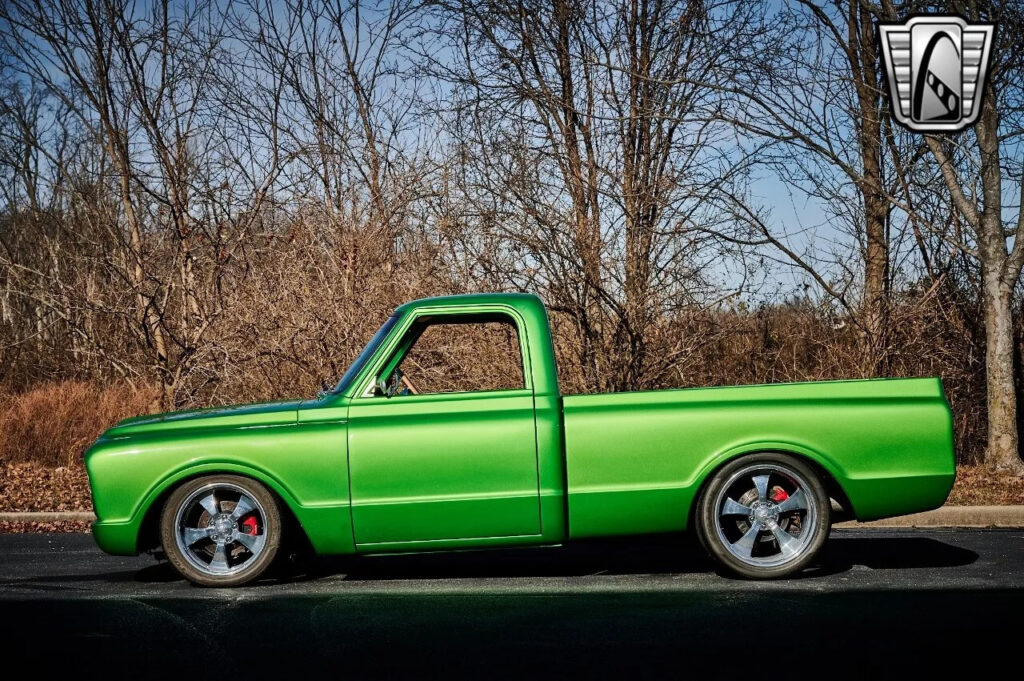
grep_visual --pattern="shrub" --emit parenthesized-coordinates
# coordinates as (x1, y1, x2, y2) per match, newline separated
(0, 381, 159, 467)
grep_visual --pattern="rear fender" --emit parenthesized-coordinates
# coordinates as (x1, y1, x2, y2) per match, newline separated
(692, 440, 855, 514)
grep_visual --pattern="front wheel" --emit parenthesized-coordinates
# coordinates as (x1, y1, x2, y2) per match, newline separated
(696, 453, 830, 579)
(160, 475, 282, 587)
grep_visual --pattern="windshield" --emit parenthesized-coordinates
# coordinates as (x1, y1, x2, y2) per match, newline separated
(332, 315, 400, 394)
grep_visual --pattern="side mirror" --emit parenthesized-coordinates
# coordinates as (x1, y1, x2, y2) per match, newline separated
(316, 380, 332, 399)
(377, 369, 403, 398)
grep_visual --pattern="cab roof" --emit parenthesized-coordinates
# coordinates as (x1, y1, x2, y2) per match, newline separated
(393, 292, 544, 316)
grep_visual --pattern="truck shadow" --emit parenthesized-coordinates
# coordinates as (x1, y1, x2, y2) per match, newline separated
(287, 532, 979, 583)
(822, 535, 979, 571)
(0, 531, 980, 589)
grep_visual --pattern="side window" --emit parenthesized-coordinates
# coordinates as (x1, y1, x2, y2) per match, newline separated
(393, 319, 525, 395)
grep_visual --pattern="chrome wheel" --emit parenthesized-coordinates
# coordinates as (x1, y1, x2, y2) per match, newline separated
(713, 463, 818, 569)
(174, 482, 269, 577)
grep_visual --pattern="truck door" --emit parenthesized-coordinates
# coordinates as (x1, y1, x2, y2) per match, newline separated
(346, 312, 541, 546)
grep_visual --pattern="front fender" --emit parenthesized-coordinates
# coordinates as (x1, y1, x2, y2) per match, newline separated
(86, 422, 354, 556)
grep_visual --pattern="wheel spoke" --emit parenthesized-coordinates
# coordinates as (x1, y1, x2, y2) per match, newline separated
(768, 522, 802, 559)
(230, 494, 256, 521)
(731, 520, 762, 557)
(776, 488, 808, 514)
(721, 498, 752, 516)
(198, 493, 219, 517)
(234, 532, 261, 552)
(752, 474, 770, 502)
(209, 543, 229, 571)
(181, 527, 212, 546)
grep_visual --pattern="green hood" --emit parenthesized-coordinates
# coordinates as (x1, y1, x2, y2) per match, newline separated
(105, 399, 304, 438)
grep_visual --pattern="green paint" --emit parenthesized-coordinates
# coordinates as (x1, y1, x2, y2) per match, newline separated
(86, 293, 955, 557)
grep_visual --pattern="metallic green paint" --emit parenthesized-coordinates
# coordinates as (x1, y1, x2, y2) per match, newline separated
(85, 293, 955, 560)
(87, 409, 354, 556)
(109, 399, 305, 436)
(348, 389, 541, 544)
(562, 377, 955, 538)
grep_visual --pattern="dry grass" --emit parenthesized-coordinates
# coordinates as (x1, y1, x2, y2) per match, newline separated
(0, 381, 158, 468)
(947, 465, 1024, 506)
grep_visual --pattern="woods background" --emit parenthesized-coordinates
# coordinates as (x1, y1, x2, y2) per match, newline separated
(1, 0, 1022, 474)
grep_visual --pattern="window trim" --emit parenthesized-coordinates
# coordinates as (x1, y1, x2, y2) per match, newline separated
(355, 305, 533, 399)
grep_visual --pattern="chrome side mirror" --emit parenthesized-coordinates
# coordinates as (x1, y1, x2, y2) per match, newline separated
(377, 370, 403, 398)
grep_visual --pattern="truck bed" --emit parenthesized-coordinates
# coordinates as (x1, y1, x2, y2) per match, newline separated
(562, 377, 955, 539)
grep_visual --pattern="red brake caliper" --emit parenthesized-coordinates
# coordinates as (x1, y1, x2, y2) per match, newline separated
(241, 515, 259, 536)
(771, 487, 789, 503)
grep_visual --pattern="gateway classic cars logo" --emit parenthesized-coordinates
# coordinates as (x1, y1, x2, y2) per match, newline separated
(878, 15, 995, 132)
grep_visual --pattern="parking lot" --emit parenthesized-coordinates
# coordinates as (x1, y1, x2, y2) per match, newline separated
(1, 529, 1021, 678)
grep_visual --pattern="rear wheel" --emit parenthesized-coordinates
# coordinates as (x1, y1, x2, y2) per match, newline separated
(696, 453, 830, 579)
(160, 475, 282, 587)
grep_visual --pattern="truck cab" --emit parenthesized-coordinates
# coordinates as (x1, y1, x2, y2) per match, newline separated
(326, 293, 567, 550)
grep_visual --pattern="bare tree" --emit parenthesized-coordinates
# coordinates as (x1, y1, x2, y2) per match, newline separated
(913, 0, 1024, 472)
(0, 0, 285, 407)
(0, 0, 1017, 472)
(424, 0, 756, 391)
(1, 0, 174, 407)
(243, 0, 428, 280)
(708, 0, 928, 374)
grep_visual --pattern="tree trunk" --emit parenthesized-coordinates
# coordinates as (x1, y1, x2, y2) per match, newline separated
(981, 269, 1023, 473)
(922, 28, 1024, 473)
(552, 0, 605, 392)
(850, 0, 888, 373)
(974, 67, 1024, 473)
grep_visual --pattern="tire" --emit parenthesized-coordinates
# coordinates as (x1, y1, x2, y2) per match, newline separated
(692, 502, 711, 555)
(696, 453, 830, 579)
(160, 474, 282, 587)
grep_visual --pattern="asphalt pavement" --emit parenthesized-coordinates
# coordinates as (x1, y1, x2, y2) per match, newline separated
(1, 529, 1022, 678)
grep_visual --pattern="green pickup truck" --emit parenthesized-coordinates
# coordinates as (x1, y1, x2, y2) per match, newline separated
(86, 293, 955, 585)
